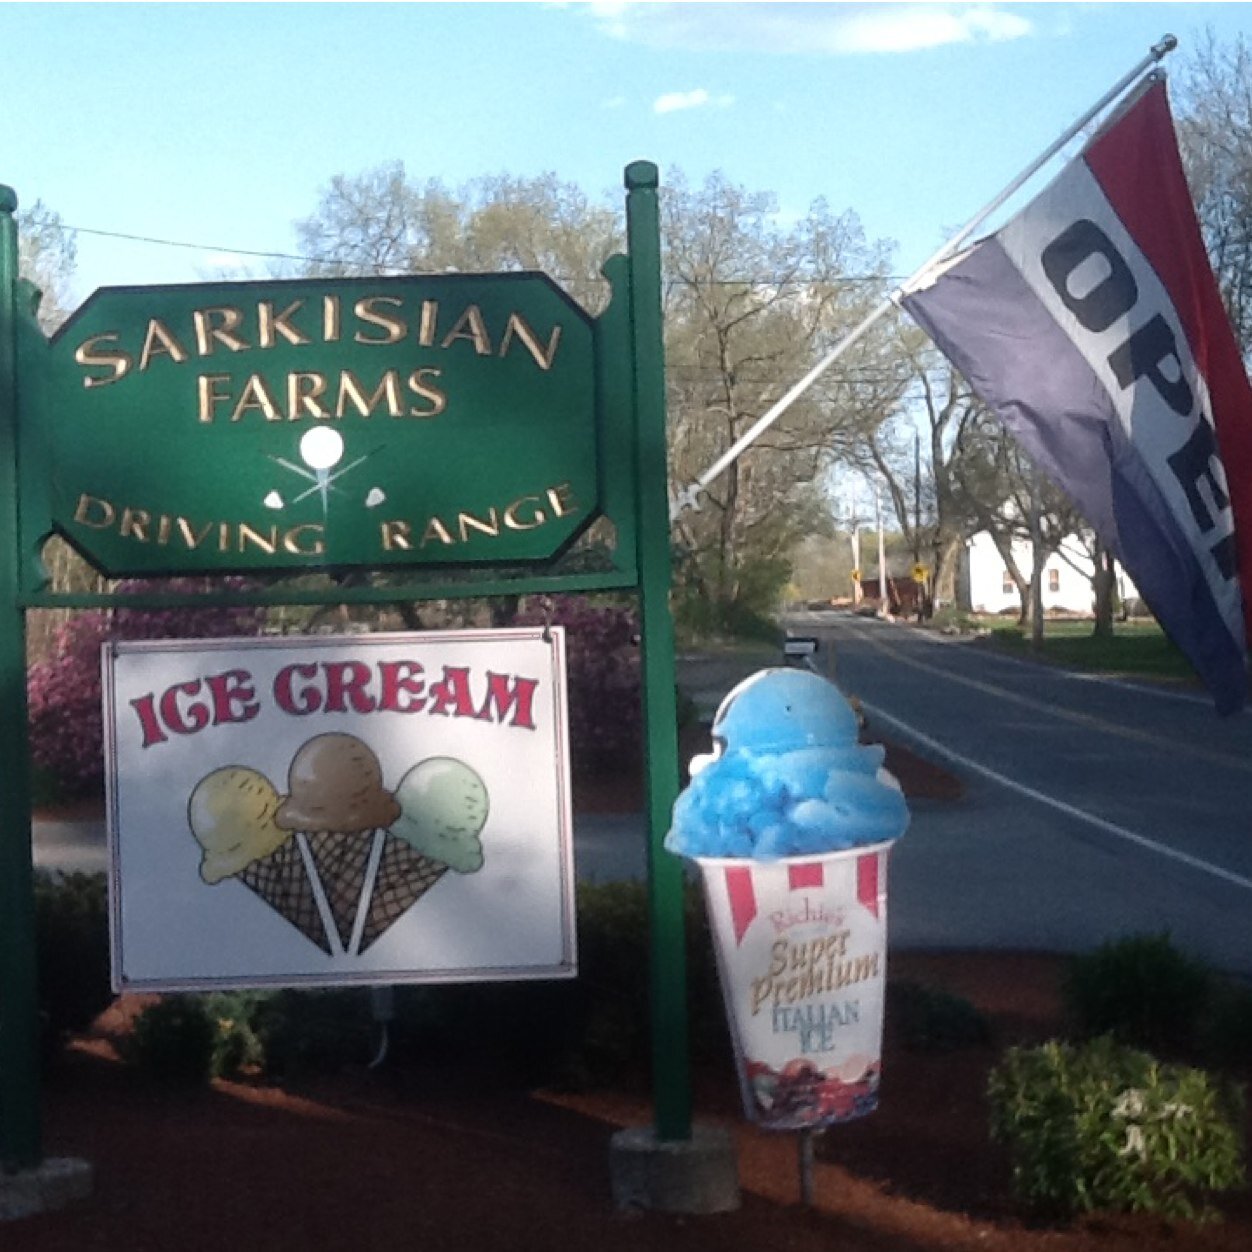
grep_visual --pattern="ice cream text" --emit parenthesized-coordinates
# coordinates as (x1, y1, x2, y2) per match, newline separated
(129, 661, 539, 749)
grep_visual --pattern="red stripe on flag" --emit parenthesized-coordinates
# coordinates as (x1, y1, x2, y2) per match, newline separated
(724, 866, 756, 945)
(1085, 81, 1252, 639)
(857, 853, 880, 919)
(789, 862, 824, 890)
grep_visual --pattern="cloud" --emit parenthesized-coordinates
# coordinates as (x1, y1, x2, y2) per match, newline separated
(584, 2, 1034, 56)
(653, 88, 735, 115)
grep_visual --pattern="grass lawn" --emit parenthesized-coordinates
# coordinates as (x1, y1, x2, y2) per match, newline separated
(975, 616, 1201, 683)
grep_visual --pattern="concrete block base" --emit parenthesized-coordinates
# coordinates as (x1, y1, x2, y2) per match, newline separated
(0, 1158, 93, 1221)
(609, 1123, 739, 1214)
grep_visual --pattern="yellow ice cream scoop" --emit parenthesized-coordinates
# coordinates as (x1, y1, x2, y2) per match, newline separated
(188, 767, 289, 884)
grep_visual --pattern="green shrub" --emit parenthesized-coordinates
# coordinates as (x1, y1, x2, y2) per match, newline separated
(888, 980, 992, 1052)
(1200, 983, 1252, 1072)
(387, 880, 728, 1089)
(1063, 933, 1215, 1058)
(205, 991, 267, 1079)
(34, 871, 113, 1056)
(988, 1036, 1245, 1222)
(127, 995, 218, 1086)
(250, 989, 374, 1076)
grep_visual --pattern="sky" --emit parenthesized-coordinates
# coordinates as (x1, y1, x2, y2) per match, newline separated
(2, 1, 1249, 309)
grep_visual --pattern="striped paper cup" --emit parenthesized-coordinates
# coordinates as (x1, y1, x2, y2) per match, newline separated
(695, 840, 895, 1131)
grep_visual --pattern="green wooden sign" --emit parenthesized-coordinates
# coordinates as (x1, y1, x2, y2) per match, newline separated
(25, 273, 598, 575)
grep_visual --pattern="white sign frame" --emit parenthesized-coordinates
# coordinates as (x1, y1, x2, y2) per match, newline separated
(104, 628, 576, 991)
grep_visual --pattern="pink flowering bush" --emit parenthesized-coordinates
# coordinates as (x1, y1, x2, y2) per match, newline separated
(28, 579, 264, 799)
(515, 596, 642, 775)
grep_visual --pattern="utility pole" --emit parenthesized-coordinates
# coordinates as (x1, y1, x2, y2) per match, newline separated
(875, 482, 889, 617)
(913, 430, 925, 622)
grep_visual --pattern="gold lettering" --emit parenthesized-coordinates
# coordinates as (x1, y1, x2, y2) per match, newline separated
(157, 515, 173, 545)
(219, 523, 231, 552)
(238, 523, 278, 554)
(258, 300, 309, 349)
(336, 370, 403, 418)
(139, 319, 189, 370)
(353, 296, 405, 345)
(499, 313, 561, 370)
(768, 940, 788, 979)
(286, 372, 329, 419)
(406, 367, 446, 417)
(283, 524, 325, 556)
(192, 306, 247, 356)
(74, 494, 115, 529)
(177, 517, 214, 549)
(546, 483, 578, 519)
(230, 374, 282, 422)
(458, 508, 500, 542)
(323, 295, 341, 342)
(119, 508, 150, 542)
(198, 374, 232, 423)
(381, 520, 413, 552)
(418, 299, 438, 346)
(503, 495, 546, 531)
(440, 304, 492, 355)
(420, 517, 456, 547)
(75, 333, 132, 388)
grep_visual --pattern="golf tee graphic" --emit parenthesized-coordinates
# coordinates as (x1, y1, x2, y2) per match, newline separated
(105, 630, 576, 991)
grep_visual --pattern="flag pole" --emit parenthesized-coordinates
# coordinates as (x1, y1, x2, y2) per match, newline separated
(671, 33, 1178, 520)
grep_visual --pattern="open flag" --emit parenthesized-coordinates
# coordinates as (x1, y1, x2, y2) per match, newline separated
(902, 76, 1252, 713)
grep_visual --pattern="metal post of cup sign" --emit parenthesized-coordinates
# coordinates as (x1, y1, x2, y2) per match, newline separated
(0, 185, 41, 1170)
(624, 161, 692, 1142)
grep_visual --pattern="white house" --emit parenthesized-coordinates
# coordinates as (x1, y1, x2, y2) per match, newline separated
(964, 531, 1139, 616)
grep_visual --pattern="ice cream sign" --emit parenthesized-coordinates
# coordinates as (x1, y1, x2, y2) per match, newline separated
(103, 629, 576, 990)
(31, 273, 597, 575)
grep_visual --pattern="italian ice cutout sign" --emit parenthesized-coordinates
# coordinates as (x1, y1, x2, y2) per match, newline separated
(665, 668, 910, 1131)
(105, 629, 575, 990)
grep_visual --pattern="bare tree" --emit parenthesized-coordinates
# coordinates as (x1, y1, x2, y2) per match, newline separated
(1175, 31, 1252, 354)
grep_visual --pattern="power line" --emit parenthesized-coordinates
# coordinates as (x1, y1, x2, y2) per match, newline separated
(62, 221, 908, 286)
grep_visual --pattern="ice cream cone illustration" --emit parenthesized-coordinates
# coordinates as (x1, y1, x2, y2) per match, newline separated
(354, 757, 489, 954)
(188, 766, 334, 955)
(274, 734, 401, 952)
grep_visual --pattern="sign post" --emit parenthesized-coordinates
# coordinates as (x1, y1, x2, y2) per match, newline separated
(0, 164, 735, 1212)
(625, 162, 690, 1143)
(0, 188, 41, 1173)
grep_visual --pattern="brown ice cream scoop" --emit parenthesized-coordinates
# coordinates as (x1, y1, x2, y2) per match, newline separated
(275, 733, 401, 833)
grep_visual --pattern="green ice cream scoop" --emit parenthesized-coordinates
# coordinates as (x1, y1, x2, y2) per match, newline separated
(389, 757, 488, 873)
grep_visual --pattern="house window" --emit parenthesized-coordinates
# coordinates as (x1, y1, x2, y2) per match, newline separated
(1048, 568, 1060, 593)
(1001, 570, 1013, 593)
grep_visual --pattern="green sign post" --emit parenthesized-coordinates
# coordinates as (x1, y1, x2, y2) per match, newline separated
(0, 166, 696, 1187)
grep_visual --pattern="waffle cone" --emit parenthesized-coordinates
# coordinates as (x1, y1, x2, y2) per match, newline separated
(357, 834, 447, 954)
(303, 830, 376, 951)
(237, 838, 332, 955)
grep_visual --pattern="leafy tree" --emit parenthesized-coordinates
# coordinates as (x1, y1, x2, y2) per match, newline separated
(662, 171, 904, 628)
(292, 164, 620, 313)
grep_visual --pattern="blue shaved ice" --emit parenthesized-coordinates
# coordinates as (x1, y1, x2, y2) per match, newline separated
(664, 669, 910, 861)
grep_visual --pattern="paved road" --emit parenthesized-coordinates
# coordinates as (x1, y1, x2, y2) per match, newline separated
(791, 609, 1252, 976)
(35, 621, 1252, 975)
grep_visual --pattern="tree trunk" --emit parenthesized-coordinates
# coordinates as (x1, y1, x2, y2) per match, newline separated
(1028, 478, 1045, 652)
(1092, 545, 1116, 638)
